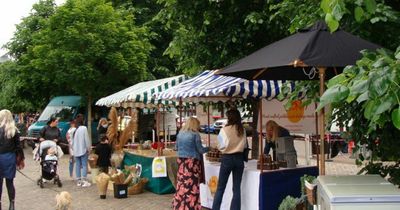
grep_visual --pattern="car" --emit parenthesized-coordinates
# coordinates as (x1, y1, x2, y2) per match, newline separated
(200, 124, 216, 133)
(213, 118, 227, 134)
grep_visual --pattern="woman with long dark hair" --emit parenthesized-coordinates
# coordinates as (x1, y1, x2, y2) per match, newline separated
(0, 109, 25, 210)
(212, 109, 246, 210)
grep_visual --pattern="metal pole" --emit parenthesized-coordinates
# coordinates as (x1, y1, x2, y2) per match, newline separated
(207, 103, 211, 147)
(318, 67, 326, 175)
(259, 99, 264, 172)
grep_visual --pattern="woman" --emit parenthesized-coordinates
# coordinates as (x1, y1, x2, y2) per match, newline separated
(212, 109, 246, 210)
(94, 135, 112, 174)
(39, 117, 61, 142)
(0, 109, 25, 210)
(72, 114, 92, 187)
(67, 119, 77, 179)
(96, 118, 108, 142)
(172, 117, 209, 210)
(264, 120, 290, 157)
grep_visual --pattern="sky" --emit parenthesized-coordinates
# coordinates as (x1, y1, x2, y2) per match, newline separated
(0, 0, 64, 56)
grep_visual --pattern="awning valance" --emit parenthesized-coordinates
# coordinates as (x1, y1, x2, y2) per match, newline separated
(156, 70, 294, 103)
(96, 75, 187, 108)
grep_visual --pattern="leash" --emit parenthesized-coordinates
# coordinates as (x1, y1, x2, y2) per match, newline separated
(17, 169, 62, 193)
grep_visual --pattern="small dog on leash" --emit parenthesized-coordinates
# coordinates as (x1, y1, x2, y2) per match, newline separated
(55, 191, 72, 210)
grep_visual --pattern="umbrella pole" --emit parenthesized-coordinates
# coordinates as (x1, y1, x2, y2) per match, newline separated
(259, 99, 264, 172)
(207, 103, 211, 147)
(318, 67, 327, 175)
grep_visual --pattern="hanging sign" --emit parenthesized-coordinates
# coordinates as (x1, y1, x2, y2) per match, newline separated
(152, 156, 167, 177)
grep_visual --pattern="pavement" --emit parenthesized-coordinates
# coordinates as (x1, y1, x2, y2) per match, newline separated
(1, 137, 361, 210)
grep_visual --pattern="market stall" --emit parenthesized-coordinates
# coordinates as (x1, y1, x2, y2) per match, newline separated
(96, 75, 188, 194)
(156, 70, 316, 209)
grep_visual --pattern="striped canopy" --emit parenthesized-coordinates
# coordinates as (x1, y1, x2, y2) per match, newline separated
(156, 70, 294, 103)
(96, 75, 187, 108)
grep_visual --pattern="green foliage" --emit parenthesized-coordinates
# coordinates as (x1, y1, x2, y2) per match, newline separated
(318, 48, 400, 185)
(279, 196, 299, 210)
(300, 174, 316, 195)
(155, 0, 301, 75)
(5, 0, 153, 108)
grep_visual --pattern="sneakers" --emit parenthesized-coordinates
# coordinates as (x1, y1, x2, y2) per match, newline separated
(81, 180, 91, 187)
(77, 180, 83, 187)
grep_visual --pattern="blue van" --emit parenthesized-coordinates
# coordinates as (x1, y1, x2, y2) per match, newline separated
(27, 96, 107, 152)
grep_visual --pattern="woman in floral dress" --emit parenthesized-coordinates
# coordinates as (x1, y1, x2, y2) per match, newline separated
(173, 117, 209, 210)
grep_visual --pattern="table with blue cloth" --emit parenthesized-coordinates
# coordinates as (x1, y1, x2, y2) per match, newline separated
(200, 159, 318, 210)
(259, 166, 319, 210)
(122, 149, 178, 195)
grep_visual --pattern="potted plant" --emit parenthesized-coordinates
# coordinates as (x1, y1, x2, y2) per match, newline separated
(279, 196, 297, 210)
(300, 175, 317, 204)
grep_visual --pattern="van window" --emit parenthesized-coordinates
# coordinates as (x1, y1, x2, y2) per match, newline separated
(38, 105, 77, 122)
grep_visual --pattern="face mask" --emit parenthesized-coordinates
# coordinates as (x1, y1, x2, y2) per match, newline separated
(102, 124, 108, 128)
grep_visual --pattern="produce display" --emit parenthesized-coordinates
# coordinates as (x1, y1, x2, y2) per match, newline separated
(206, 147, 221, 162)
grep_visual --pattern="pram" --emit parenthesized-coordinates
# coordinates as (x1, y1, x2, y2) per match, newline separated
(35, 140, 62, 188)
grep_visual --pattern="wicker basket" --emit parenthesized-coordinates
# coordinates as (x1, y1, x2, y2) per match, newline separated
(128, 178, 148, 195)
(88, 154, 99, 168)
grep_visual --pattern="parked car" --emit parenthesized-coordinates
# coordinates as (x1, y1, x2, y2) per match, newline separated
(213, 118, 227, 134)
(200, 124, 216, 133)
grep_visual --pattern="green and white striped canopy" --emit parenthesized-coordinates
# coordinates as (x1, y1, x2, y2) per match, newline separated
(96, 75, 187, 108)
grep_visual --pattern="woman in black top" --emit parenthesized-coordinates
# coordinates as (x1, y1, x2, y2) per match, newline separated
(39, 117, 61, 142)
(96, 118, 108, 142)
(95, 135, 112, 174)
(0, 109, 25, 210)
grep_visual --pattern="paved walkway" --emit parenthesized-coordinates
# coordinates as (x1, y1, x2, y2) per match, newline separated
(1, 139, 361, 210)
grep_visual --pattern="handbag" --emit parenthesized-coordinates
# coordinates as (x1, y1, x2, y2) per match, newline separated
(243, 139, 251, 162)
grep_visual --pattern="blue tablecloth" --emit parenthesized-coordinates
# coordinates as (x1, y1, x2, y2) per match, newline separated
(259, 166, 319, 210)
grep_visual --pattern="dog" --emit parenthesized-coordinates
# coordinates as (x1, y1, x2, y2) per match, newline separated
(55, 191, 72, 210)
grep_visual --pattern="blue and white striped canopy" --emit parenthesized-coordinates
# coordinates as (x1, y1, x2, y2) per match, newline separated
(96, 75, 187, 108)
(156, 70, 294, 102)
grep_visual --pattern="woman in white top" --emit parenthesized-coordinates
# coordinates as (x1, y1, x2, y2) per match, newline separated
(72, 114, 91, 187)
(66, 119, 76, 179)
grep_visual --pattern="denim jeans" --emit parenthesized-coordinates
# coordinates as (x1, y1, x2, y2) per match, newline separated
(75, 152, 88, 180)
(69, 156, 75, 177)
(212, 153, 244, 210)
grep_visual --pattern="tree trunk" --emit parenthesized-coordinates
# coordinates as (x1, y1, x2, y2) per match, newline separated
(87, 95, 92, 143)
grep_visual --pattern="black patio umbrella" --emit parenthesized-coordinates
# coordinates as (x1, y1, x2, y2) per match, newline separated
(217, 20, 381, 174)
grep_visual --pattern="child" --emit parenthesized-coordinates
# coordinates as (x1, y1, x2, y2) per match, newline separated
(45, 147, 58, 161)
(95, 135, 112, 174)
(66, 120, 76, 179)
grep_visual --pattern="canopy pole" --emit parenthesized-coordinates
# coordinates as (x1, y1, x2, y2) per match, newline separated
(207, 103, 211, 147)
(156, 104, 162, 156)
(179, 98, 183, 133)
(318, 67, 326, 175)
(259, 99, 264, 172)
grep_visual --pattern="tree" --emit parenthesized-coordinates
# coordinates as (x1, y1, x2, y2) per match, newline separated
(109, 0, 180, 79)
(313, 0, 400, 185)
(0, 61, 36, 112)
(4, 0, 153, 137)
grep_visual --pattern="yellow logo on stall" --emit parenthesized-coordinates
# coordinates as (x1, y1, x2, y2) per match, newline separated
(287, 100, 305, 123)
(208, 176, 218, 196)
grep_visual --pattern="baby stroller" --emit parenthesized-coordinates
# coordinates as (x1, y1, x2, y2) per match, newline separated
(35, 140, 62, 188)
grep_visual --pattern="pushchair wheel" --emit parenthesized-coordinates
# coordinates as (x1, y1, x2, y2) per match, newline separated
(57, 180, 62, 188)
(38, 179, 44, 188)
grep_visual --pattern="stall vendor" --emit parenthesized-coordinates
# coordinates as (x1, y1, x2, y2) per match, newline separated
(264, 120, 290, 159)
